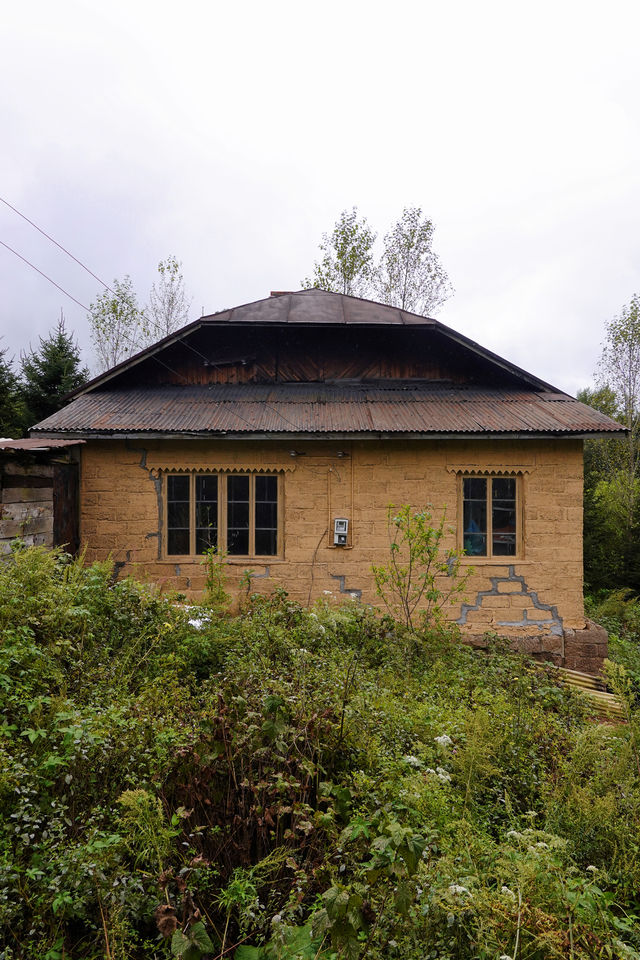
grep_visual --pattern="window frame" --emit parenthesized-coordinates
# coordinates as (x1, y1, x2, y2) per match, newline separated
(163, 471, 282, 560)
(458, 472, 522, 560)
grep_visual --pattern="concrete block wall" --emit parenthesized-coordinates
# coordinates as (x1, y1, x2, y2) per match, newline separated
(79, 436, 588, 655)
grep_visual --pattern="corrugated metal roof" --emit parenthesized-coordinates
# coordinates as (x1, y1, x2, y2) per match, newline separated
(31, 384, 625, 437)
(0, 438, 85, 451)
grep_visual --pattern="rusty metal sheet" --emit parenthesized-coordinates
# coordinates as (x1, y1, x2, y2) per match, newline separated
(31, 384, 625, 436)
(0, 438, 85, 450)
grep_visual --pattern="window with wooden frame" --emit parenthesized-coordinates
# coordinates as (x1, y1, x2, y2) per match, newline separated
(461, 475, 520, 558)
(165, 472, 281, 558)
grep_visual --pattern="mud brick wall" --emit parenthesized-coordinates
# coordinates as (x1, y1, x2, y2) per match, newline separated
(78, 436, 586, 652)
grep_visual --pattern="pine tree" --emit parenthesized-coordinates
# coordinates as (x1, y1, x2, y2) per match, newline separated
(20, 316, 89, 428)
(0, 345, 25, 438)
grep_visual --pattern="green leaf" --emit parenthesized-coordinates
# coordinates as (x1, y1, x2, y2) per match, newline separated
(189, 922, 214, 952)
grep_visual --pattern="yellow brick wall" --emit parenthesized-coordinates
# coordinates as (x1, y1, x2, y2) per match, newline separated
(79, 437, 585, 634)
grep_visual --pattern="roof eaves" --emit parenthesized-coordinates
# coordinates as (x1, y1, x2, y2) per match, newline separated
(432, 319, 561, 393)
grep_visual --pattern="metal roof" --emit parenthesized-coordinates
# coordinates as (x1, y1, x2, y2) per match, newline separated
(202, 290, 437, 327)
(31, 384, 625, 438)
(66, 289, 557, 399)
(0, 438, 85, 451)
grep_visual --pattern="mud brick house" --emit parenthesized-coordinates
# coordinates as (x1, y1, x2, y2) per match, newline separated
(31, 289, 624, 671)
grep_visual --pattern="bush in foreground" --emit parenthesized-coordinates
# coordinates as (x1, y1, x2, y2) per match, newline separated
(0, 546, 639, 959)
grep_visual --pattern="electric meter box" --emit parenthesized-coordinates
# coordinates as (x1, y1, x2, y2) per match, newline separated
(333, 518, 349, 546)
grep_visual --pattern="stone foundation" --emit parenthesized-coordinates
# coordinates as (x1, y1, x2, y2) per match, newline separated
(562, 619, 609, 675)
(463, 618, 608, 675)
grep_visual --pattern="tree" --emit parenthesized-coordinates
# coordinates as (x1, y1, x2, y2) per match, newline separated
(582, 296, 640, 591)
(88, 276, 147, 372)
(20, 316, 89, 428)
(375, 206, 452, 316)
(302, 207, 376, 297)
(146, 256, 192, 339)
(0, 345, 25, 437)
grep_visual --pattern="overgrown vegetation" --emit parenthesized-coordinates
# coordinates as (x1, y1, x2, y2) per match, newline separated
(1, 545, 640, 958)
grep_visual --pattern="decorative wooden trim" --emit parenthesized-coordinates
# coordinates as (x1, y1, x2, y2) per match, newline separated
(446, 465, 534, 475)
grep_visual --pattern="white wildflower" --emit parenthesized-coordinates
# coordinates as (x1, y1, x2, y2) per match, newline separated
(388, 941, 398, 949)
(500, 955, 513, 960)
(436, 766, 451, 783)
(403, 754, 422, 768)
(586, 865, 597, 873)
(434, 734, 453, 748)
(501, 886, 516, 900)
(506, 830, 522, 840)
(188, 618, 207, 630)
(448, 884, 469, 896)
(536, 842, 549, 850)
(323, 590, 333, 595)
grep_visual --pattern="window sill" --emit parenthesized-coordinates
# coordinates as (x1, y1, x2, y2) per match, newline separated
(160, 557, 285, 565)
(459, 556, 530, 564)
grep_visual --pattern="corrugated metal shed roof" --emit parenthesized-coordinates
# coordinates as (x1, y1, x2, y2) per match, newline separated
(31, 384, 624, 437)
(0, 438, 85, 451)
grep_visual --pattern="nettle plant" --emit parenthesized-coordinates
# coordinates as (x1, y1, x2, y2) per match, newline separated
(372, 504, 469, 635)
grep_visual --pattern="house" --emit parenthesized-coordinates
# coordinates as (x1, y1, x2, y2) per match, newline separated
(31, 289, 624, 672)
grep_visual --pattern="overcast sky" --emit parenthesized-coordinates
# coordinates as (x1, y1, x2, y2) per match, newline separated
(2, 0, 640, 395)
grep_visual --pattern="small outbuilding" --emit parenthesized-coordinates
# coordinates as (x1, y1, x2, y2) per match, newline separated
(30, 289, 623, 672)
(0, 438, 83, 555)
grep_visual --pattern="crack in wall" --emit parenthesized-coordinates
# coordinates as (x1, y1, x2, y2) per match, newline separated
(456, 564, 563, 636)
(129, 445, 163, 560)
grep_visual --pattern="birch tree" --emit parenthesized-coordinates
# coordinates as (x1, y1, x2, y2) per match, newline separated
(146, 256, 192, 339)
(88, 276, 148, 371)
(376, 206, 452, 316)
(302, 207, 376, 297)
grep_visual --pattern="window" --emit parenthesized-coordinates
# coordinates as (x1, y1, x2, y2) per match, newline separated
(166, 473, 280, 557)
(462, 475, 519, 557)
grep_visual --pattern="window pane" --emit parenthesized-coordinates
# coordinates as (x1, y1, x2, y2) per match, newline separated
(464, 532, 487, 556)
(463, 477, 487, 557)
(168, 475, 189, 501)
(255, 502, 277, 528)
(463, 477, 486, 501)
(168, 528, 189, 555)
(227, 527, 249, 555)
(168, 501, 189, 528)
(492, 478, 516, 556)
(255, 475, 278, 556)
(256, 476, 277, 502)
(196, 475, 218, 502)
(228, 475, 250, 500)
(196, 529, 218, 553)
(255, 529, 277, 555)
(227, 475, 250, 555)
(167, 475, 190, 555)
(493, 477, 515, 500)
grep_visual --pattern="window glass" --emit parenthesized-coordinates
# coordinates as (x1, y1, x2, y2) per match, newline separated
(463, 477, 487, 556)
(196, 474, 218, 554)
(462, 475, 518, 558)
(492, 477, 516, 556)
(167, 475, 190, 555)
(227, 475, 250, 555)
(255, 475, 278, 555)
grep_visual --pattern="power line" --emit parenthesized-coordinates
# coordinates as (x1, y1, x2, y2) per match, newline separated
(0, 199, 300, 431)
(0, 239, 90, 311)
(0, 195, 115, 294)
